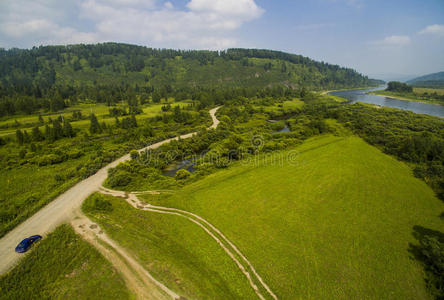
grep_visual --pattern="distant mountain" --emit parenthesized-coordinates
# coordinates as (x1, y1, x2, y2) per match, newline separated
(407, 72, 444, 88)
(367, 73, 416, 83)
(0, 43, 381, 93)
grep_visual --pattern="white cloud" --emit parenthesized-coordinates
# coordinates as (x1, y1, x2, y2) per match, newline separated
(164, 1, 173, 9)
(187, 0, 264, 19)
(419, 24, 444, 37)
(370, 35, 411, 47)
(0, 0, 264, 49)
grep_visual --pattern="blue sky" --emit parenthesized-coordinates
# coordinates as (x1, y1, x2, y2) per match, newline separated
(0, 0, 443, 80)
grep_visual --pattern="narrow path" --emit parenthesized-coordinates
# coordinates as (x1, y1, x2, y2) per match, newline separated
(72, 215, 177, 300)
(99, 187, 278, 300)
(0, 107, 220, 275)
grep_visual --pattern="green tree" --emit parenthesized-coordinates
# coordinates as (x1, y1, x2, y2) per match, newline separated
(16, 129, 24, 145)
(23, 130, 30, 143)
(175, 169, 191, 180)
(53, 120, 63, 139)
(63, 120, 74, 137)
(45, 124, 54, 142)
(152, 91, 161, 103)
(89, 113, 101, 134)
(130, 150, 139, 160)
(32, 126, 44, 141)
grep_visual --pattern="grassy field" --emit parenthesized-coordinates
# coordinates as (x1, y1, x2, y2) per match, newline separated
(371, 88, 444, 105)
(134, 134, 443, 299)
(0, 158, 87, 236)
(413, 87, 444, 94)
(84, 193, 258, 299)
(0, 100, 192, 137)
(0, 224, 131, 299)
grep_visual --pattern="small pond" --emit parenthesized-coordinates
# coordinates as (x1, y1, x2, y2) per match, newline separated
(162, 158, 196, 177)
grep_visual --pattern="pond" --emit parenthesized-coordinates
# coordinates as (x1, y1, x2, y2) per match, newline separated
(162, 158, 196, 177)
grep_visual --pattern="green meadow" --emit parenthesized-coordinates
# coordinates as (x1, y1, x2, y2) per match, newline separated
(372, 88, 444, 105)
(0, 100, 192, 137)
(84, 193, 257, 299)
(0, 224, 131, 299)
(126, 134, 443, 299)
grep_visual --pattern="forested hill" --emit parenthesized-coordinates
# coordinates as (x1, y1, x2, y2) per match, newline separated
(407, 71, 444, 88)
(0, 43, 380, 94)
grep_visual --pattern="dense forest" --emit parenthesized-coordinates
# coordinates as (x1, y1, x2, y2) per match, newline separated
(0, 43, 383, 117)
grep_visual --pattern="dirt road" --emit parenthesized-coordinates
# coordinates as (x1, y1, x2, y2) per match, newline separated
(99, 187, 278, 300)
(0, 107, 220, 275)
(72, 216, 177, 300)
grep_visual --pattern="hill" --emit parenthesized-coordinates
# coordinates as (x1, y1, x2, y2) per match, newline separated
(407, 71, 444, 88)
(86, 135, 443, 299)
(0, 43, 380, 94)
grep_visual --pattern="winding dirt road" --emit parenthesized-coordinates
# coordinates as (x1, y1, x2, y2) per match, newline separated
(99, 187, 278, 300)
(0, 107, 220, 275)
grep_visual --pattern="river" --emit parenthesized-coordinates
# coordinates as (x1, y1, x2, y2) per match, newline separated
(329, 86, 444, 118)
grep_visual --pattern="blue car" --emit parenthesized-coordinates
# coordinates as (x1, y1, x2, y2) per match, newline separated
(15, 235, 42, 253)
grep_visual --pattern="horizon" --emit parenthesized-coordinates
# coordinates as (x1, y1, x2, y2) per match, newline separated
(1, 0, 443, 80)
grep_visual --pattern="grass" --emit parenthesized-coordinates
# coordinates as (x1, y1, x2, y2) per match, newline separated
(0, 224, 131, 299)
(371, 89, 444, 105)
(0, 159, 86, 237)
(139, 134, 443, 299)
(83, 193, 258, 299)
(0, 100, 192, 137)
(414, 87, 444, 95)
(253, 98, 304, 114)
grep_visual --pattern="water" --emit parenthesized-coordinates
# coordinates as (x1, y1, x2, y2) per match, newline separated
(329, 86, 444, 118)
(163, 158, 196, 177)
(277, 125, 290, 133)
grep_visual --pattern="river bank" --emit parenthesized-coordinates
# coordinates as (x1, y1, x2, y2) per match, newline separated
(368, 90, 444, 106)
(329, 87, 444, 118)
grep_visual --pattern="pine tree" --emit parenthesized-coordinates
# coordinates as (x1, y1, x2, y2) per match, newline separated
(32, 126, 43, 141)
(23, 130, 30, 143)
(16, 129, 24, 145)
(53, 120, 63, 139)
(130, 115, 138, 128)
(63, 120, 74, 137)
(89, 113, 101, 134)
(45, 124, 55, 142)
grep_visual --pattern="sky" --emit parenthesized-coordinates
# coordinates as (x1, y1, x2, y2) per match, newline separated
(0, 0, 443, 80)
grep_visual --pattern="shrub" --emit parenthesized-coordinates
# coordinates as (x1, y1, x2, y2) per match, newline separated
(107, 170, 132, 187)
(36, 154, 64, 166)
(215, 157, 230, 168)
(413, 236, 444, 298)
(130, 149, 139, 160)
(83, 194, 113, 213)
(175, 169, 191, 180)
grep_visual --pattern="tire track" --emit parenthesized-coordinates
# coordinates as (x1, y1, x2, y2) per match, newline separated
(100, 187, 278, 300)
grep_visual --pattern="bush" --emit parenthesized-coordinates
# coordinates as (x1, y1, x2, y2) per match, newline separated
(36, 154, 64, 166)
(107, 170, 132, 187)
(414, 236, 444, 298)
(68, 150, 83, 159)
(130, 149, 139, 160)
(215, 157, 230, 168)
(83, 193, 113, 213)
(175, 169, 191, 180)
